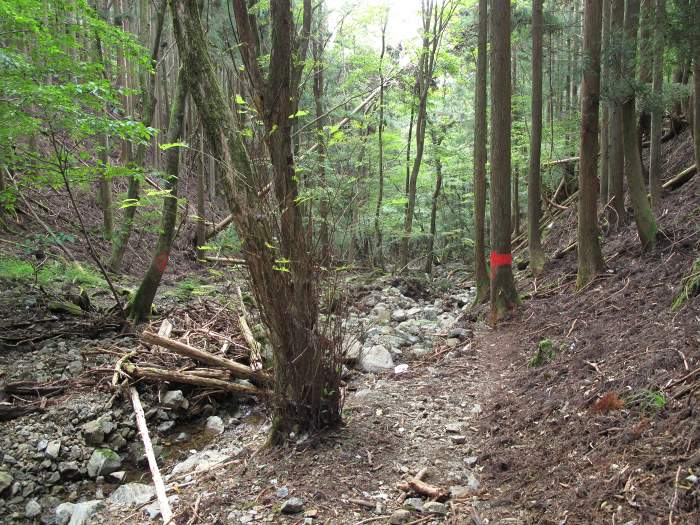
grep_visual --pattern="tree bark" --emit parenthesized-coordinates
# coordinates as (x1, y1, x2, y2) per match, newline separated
(599, 0, 611, 204)
(108, 0, 167, 272)
(489, 0, 519, 319)
(576, 0, 605, 288)
(648, 0, 665, 209)
(693, 0, 700, 172)
(172, 0, 341, 443)
(129, 69, 188, 323)
(374, 18, 387, 269)
(622, 0, 658, 250)
(399, 1, 455, 269)
(472, 0, 490, 303)
(425, 126, 444, 275)
(607, 0, 627, 228)
(528, 0, 545, 275)
(312, 23, 330, 266)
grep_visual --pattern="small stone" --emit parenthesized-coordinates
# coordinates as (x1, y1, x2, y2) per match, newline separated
(67, 500, 103, 525)
(58, 461, 80, 478)
(56, 502, 75, 525)
(403, 498, 423, 512)
(81, 420, 105, 445)
(391, 309, 408, 322)
(25, 499, 41, 518)
(471, 404, 483, 415)
(450, 485, 470, 499)
(359, 345, 394, 373)
(157, 421, 175, 433)
(174, 432, 188, 443)
(451, 435, 467, 445)
(46, 440, 61, 459)
(467, 472, 480, 492)
(280, 497, 304, 514)
(464, 456, 478, 466)
(423, 501, 447, 515)
(204, 416, 225, 435)
(87, 448, 122, 477)
(0, 471, 12, 494)
(448, 327, 471, 340)
(445, 423, 462, 434)
(446, 338, 460, 348)
(275, 486, 290, 498)
(374, 307, 391, 323)
(162, 390, 189, 410)
(171, 449, 230, 475)
(108, 483, 156, 507)
(110, 471, 126, 482)
(389, 509, 412, 524)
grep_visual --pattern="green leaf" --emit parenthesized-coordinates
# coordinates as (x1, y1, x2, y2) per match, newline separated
(159, 141, 188, 151)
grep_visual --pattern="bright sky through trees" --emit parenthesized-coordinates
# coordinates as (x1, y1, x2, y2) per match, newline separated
(325, 0, 423, 47)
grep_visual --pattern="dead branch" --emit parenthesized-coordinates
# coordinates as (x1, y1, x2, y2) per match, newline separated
(123, 363, 271, 396)
(203, 256, 247, 265)
(236, 286, 263, 371)
(140, 332, 271, 384)
(130, 387, 173, 523)
(662, 164, 696, 191)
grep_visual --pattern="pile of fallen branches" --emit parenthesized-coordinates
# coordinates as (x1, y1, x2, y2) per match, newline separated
(114, 305, 271, 398)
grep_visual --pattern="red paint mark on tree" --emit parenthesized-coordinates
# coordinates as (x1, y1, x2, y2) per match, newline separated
(154, 252, 169, 273)
(490, 252, 512, 269)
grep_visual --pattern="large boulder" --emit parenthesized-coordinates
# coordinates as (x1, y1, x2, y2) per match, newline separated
(359, 345, 394, 373)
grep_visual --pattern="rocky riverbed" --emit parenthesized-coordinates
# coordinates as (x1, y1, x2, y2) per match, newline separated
(0, 273, 475, 524)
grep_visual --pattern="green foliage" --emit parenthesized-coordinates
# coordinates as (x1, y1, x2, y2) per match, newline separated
(528, 339, 557, 367)
(0, 0, 152, 207)
(671, 258, 700, 311)
(0, 256, 107, 289)
(627, 389, 668, 412)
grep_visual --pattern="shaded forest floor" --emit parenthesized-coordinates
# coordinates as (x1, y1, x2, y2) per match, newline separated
(0, 131, 698, 525)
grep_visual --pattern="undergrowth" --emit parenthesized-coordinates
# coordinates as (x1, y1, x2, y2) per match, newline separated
(0, 257, 107, 289)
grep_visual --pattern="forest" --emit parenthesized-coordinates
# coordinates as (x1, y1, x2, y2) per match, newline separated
(0, 0, 699, 523)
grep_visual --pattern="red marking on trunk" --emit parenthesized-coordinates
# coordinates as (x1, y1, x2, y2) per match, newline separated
(490, 252, 512, 269)
(155, 252, 169, 273)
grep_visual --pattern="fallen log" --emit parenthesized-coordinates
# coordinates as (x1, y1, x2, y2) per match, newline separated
(123, 363, 272, 396)
(204, 214, 235, 241)
(663, 164, 696, 191)
(140, 332, 271, 384)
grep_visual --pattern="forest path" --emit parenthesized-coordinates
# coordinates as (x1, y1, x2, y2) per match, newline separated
(114, 321, 531, 525)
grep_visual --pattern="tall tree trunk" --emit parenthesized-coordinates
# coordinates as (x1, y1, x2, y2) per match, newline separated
(401, 95, 416, 267)
(312, 34, 330, 266)
(528, 0, 545, 275)
(425, 127, 444, 275)
(173, 0, 341, 443)
(693, 0, 700, 171)
(473, 0, 490, 303)
(511, 166, 520, 236)
(599, 0, 611, 204)
(489, 0, 519, 319)
(195, 126, 207, 260)
(608, 0, 627, 228)
(648, 0, 665, 209)
(108, 0, 167, 271)
(577, 0, 605, 288)
(374, 18, 387, 269)
(623, 0, 658, 250)
(129, 70, 187, 323)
